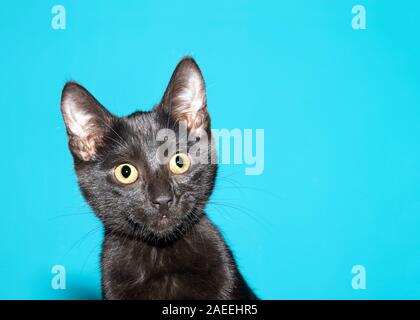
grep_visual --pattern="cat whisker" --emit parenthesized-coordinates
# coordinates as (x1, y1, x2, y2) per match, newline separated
(207, 200, 272, 232)
(63, 226, 102, 258)
(48, 211, 92, 221)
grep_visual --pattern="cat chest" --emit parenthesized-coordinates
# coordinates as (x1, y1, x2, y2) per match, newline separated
(103, 243, 229, 299)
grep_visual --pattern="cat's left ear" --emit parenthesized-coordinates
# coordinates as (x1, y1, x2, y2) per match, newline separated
(159, 57, 209, 131)
(60, 82, 114, 161)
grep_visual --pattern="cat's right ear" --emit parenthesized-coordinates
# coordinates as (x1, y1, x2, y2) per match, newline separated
(60, 82, 114, 161)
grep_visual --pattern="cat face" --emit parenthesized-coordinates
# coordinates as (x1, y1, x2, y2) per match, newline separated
(61, 58, 217, 242)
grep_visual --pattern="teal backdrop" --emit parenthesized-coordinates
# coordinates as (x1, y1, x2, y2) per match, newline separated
(0, 0, 419, 299)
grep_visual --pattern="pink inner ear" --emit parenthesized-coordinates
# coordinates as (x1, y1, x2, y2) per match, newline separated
(161, 57, 210, 130)
(68, 132, 103, 161)
(168, 76, 208, 129)
(188, 108, 209, 130)
(61, 81, 115, 161)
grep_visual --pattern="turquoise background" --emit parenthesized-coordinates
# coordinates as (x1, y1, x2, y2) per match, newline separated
(0, 0, 419, 299)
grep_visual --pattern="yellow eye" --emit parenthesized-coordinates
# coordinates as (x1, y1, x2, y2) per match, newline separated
(169, 153, 191, 174)
(114, 163, 139, 184)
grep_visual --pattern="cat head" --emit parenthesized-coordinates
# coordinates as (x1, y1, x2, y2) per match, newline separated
(61, 57, 217, 243)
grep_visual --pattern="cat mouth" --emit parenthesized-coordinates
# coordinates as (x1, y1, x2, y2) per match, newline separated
(125, 213, 177, 234)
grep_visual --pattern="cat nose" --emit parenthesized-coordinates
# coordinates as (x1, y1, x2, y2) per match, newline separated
(151, 194, 173, 209)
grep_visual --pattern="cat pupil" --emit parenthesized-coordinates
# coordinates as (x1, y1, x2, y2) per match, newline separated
(176, 156, 184, 168)
(121, 165, 131, 178)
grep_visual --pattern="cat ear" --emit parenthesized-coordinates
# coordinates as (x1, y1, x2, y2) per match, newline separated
(61, 82, 114, 161)
(160, 57, 209, 131)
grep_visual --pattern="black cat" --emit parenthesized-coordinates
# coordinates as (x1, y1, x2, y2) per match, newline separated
(60, 57, 258, 300)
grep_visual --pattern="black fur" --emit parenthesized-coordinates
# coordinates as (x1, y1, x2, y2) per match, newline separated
(61, 57, 258, 300)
